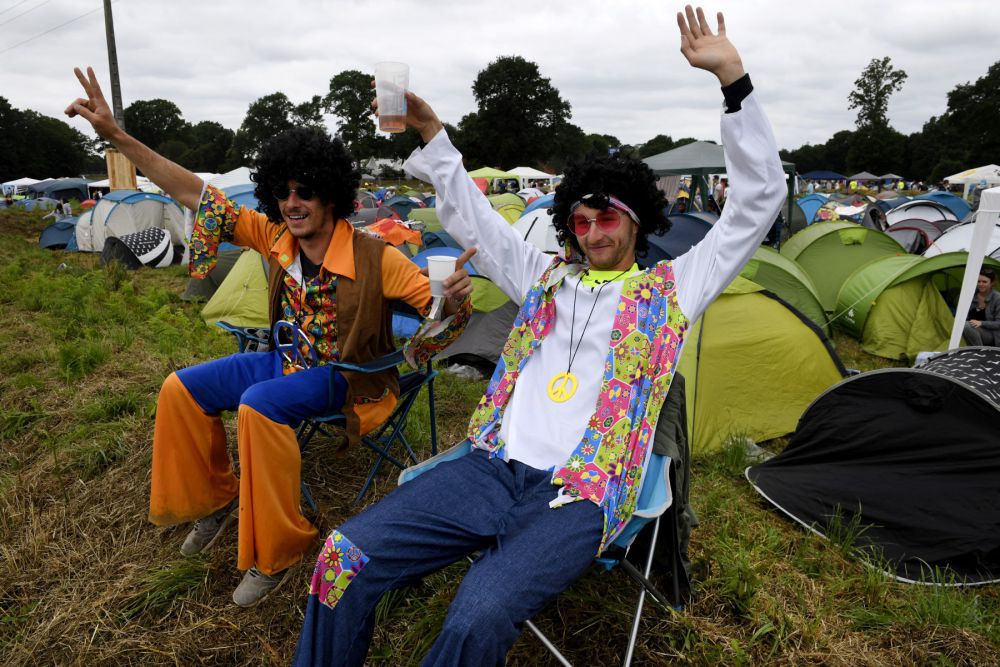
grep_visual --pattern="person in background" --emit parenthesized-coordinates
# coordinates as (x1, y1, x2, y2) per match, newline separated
(964, 268, 1000, 347)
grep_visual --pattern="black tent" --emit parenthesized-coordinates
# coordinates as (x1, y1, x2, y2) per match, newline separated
(746, 347, 1000, 585)
(100, 228, 177, 270)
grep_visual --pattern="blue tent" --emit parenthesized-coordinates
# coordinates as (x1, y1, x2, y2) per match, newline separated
(28, 178, 90, 201)
(638, 213, 715, 266)
(223, 183, 261, 212)
(15, 197, 59, 211)
(422, 195, 437, 208)
(422, 230, 462, 251)
(800, 170, 847, 181)
(385, 195, 422, 220)
(795, 194, 828, 224)
(521, 193, 555, 217)
(914, 192, 972, 221)
(39, 216, 79, 249)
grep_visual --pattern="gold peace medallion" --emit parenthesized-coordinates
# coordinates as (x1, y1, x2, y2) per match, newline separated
(548, 372, 578, 403)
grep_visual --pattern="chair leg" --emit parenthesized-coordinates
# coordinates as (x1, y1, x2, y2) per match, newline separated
(524, 619, 573, 667)
(622, 516, 661, 667)
(427, 365, 438, 456)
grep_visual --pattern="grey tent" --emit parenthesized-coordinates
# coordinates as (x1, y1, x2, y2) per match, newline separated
(847, 171, 878, 182)
(643, 141, 797, 233)
(28, 178, 90, 201)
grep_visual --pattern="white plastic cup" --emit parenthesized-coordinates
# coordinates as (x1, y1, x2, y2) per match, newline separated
(426, 255, 456, 297)
(374, 61, 409, 134)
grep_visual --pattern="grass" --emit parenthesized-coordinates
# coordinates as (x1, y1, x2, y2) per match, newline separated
(1, 206, 998, 665)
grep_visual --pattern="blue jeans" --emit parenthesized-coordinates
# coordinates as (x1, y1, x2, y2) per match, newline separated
(176, 351, 346, 425)
(293, 449, 604, 667)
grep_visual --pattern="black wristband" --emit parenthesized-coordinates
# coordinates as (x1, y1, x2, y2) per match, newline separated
(721, 73, 753, 113)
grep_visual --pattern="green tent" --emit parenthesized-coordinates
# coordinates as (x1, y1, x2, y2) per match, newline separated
(467, 167, 518, 180)
(678, 276, 846, 453)
(408, 207, 441, 232)
(781, 221, 904, 313)
(837, 252, 1000, 361)
(200, 249, 269, 327)
(739, 247, 829, 335)
(487, 192, 525, 224)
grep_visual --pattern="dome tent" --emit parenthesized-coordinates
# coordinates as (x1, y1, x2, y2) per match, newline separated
(781, 221, 904, 312)
(747, 347, 1000, 585)
(837, 253, 1000, 361)
(677, 276, 846, 454)
(75, 190, 185, 253)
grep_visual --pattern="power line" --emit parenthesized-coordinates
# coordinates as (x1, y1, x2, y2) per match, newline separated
(0, 0, 54, 27)
(0, 0, 34, 17)
(0, 4, 102, 55)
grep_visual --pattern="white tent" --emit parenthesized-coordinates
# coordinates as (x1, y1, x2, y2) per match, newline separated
(944, 164, 1000, 200)
(2, 177, 41, 194)
(924, 221, 1000, 260)
(75, 190, 185, 252)
(88, 176, 163, 194)
(208, 167, 251, 189)
(886, 200, 958, 226)
(510, 207, 560, 253)
(508, 166, 557, 190)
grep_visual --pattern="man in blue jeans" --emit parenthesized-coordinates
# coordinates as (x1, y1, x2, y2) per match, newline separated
(294, 6, 787, 665)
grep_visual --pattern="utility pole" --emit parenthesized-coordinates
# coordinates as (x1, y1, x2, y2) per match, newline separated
(103, 0, 125, 130)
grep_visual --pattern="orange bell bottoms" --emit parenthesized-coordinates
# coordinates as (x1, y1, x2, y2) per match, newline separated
(149, 351, 346, 575)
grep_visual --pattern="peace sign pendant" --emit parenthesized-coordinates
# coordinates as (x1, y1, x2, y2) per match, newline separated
(548, 371, 578, 403)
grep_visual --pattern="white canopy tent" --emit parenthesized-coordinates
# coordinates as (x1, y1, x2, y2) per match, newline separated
(944, 164, 1000, 200)
(208, 167, 252, 189)
(88, 176, 163, 194)
(508, 166, 558, 190)
(2, 177, 42, 194)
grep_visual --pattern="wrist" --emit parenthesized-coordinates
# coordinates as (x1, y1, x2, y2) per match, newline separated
(714, 61, 745, 88)
(419, 120, 444, 145)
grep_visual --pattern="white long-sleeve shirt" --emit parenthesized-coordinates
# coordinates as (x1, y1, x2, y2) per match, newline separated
(404, 92, 786, 471)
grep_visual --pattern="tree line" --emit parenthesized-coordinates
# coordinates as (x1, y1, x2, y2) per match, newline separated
(782, 57, 1000, 183)
(3, 56, 996, 184)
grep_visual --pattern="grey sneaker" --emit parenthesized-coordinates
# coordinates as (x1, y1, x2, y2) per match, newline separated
(180, 499, 238, 556)
(232, 566, 290, 607)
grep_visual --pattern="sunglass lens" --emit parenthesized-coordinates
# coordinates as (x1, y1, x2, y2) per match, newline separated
(596, 210, 621, 230)
(570, 212, 590, 236)
(297, 185, 314, 201)
(273, 184, 290, 200)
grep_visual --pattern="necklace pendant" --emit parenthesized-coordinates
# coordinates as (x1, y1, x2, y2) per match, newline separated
(548, 371, 578, 403)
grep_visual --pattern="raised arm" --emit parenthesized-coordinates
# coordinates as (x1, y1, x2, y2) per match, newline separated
(65, 67, 203, 210)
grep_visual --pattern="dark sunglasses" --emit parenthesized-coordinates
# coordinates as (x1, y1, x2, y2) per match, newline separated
(273, 183, 315, 201)
(568, 209, 624, 236)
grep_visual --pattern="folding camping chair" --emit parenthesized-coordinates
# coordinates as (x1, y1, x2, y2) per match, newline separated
(397, 442, 685, 667)
(217, 306, 438, 511)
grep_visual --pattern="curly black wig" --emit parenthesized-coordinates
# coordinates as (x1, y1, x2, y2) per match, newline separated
(551, 153, 670, 258)
(251, 126, 360, 223)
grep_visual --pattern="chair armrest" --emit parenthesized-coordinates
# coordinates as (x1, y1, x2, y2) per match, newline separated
(398, 441, 472, 486)
(325, 349, 406, 374)
(216, 321, 270, 353)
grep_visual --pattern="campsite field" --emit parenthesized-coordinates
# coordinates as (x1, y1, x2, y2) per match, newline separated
(2, 207, 998, 666)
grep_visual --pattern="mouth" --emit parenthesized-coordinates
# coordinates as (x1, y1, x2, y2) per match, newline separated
(286, 213, 308, 222)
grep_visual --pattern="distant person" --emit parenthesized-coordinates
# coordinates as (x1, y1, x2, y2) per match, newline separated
(3, 194, 12, 207)
(66, 65, 472, 607)
(806, 180, 815, 194)
(972, 179, 989, 211)
(61, 199, 72, 216)
(964, 269, 1000, 347)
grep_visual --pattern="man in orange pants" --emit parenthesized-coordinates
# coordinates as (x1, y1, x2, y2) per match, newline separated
(67, 67, 473, 606)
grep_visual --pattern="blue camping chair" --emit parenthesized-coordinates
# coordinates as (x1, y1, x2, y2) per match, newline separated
(217, 308, 438, 511)
(398, 442, 683, 666)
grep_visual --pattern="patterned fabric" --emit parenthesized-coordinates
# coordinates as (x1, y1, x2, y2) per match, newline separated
(189, 184, 239, 278)
(404, 296, 473, 368)
(279, 272, 340, 374)
(310, 530, 369, 610)
(466, 257, 688, 552)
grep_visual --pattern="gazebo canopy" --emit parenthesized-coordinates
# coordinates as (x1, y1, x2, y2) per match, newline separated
(848, 171, 878, 181)
(643, 140, 795, 177)
(467, 167, 518, 180)
(879, 173, 904, 180)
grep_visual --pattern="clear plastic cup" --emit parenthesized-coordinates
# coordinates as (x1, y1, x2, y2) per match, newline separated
(374, 61, 409, 134)
(426, 255, 456, 297)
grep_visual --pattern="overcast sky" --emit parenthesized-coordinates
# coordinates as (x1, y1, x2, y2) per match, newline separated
(3, 0, 998, 157)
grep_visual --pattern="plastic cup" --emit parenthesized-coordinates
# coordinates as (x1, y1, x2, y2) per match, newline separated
(426, 255, 456, 297)
(375, 61, 409, 134)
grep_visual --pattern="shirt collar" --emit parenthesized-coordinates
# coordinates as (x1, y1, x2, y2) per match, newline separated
(270, 218, 356, 280)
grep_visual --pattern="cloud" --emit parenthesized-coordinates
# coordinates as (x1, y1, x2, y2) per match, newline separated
(3, 0, 998, 156)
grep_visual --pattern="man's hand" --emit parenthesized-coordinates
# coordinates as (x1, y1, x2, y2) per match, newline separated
(441, 247, 477, 317)
(371, 81, 444, 144)
(677, 5, 745, 87)
(65, 67, 121, 141)
(969, 320, 982, 329)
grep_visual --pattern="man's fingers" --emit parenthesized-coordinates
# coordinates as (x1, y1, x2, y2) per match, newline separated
(87, 66, 108, 104)
(695, 6, 712, 36)
(64, 98, 89, 117)
(716, 11, 726, 36)
(73, 67, 91, 95)
(455, 246, 478, 268)
(684, 5, 701, 38)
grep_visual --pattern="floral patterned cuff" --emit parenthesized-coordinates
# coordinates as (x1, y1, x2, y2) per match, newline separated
(189, 184, 240, 279)
(403, 295, 473, 368)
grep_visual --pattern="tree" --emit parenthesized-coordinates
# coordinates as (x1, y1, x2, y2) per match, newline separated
(459, 56, 572, 168)
(848, 56, 908, 129)
(324, 69, 384, 161)
(229, 93, 296, 164)
(0, 99, 97, 180)
(123, 99, 188, 152)
(183, 121, 235, 173)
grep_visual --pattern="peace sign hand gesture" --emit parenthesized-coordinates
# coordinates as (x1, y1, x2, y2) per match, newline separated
(677, 5, 745, 87)
(64, 66, 121, 141)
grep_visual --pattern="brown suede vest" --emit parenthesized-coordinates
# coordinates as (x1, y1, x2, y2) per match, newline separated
(267, 227, 398, 446)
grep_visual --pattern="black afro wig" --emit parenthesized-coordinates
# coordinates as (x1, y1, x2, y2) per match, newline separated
(252, 126, 360, 223)
(551, 153, 670, 257)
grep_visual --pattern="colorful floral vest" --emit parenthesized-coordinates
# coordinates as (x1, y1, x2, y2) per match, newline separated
(466, 257, 689, 552)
